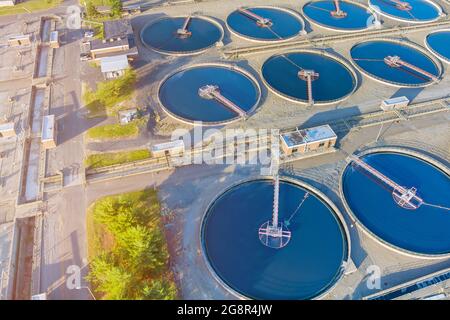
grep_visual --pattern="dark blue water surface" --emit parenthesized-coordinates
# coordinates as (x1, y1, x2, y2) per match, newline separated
(227, 7, 304, 41)
(351, 41, 439, 85)
(203, 179, 348, 300)
(303, 1, 375, 31)
(426, 30, 450, 62)
(369, 0, 441, 22)
(141, 17, 222, 53)
(262, 52, 356, 103)
(343, 152, 450, 255)
(159, 65, 259, 123)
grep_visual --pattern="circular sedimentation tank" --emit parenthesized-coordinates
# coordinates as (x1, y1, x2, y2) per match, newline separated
(425, 29, 450, 64)
(158, 64, 260, 124)
(261, 50, 357, 104)
(140, 16, 223, 55)
(351, 39, 441, 87)
(226, 6, 305, 42)
(202, 178, 350, 300)
(368, 0, 443, 24)
(302, 0, 378, 32)
(341, 149, 450, 258)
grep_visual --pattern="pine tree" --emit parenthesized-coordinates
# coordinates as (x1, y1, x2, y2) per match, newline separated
(110, 0, 123, 17)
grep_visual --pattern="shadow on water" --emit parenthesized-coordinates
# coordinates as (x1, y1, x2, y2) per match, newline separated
(233, 59, 268, 108)
(280, 168, 369, 271)
(324, 47, 364, 93)
(303, 18, 314, 34)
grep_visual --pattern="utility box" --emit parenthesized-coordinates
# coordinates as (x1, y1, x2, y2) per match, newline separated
(49, 31, 59, 48)
(0, 122, 15, 137)
(381, 96, 410, 111)
(41, 115, 57, 149)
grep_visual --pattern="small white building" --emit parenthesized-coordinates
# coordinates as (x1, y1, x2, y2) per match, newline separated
(7, 34, 31, 47)
(118, 108, 138, 125)
(41, 115, 56, 149)
(281, 124, 337, 156)
(0, 0, 16, 7)
(100, 55, 129, 79)
(381, 96, 410, 111)
(151, 140, 185, 158)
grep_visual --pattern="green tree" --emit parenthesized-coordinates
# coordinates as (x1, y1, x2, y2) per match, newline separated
(87, 254, 132, 299)
(87, 190, 178, 300)
(110, 0, 123, 17)
(115, 225, 169, 275)
(86, 1, 100, 18)
(93, 197, 135, 235)
(142, 278, 178, 300)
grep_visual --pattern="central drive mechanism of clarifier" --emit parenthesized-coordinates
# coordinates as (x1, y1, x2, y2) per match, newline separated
(238, 7, 273, 28)
(298, 69, 320, 106)
(258, 175, 292, 249)
(383, 55, 438, 82)
(198, 84, 246, 117)
(331, 0, 348, 18)
(349, 154, 424, 210)
(388, 0, 413, 11)
(176, 16, 193, 38)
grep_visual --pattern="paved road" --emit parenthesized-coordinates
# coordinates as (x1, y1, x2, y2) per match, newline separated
(36, 2, 91, 299)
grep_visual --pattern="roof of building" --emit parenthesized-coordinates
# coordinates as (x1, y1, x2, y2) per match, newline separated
(281, 131, 306, 148)
(118, 108, 138, 116)
(382, 96, 410, 105)
(8, 34, 31, 41)
(151, 140, 185, 152)
(0, 122, 14, 132)
(41, 115, 55, 141)
(281, 124, 337, 148)
(0, 0, 16, 5)
(100, 54, 129, 73)
(90, 37, 130, 51)
(50, 31, 58, 42)
(303, 124, 337, 142)
(103, 19, 133, 40)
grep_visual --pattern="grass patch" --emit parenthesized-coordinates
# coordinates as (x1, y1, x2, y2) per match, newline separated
(0, 0, 62, 16)
(87, 204, 115, 262)
(84, 0, 112, 6)
(86, 189, 177, 300)
(87, 118, 145, 141)
(85, 149, 151, 169)
(83, 69, 137, 118)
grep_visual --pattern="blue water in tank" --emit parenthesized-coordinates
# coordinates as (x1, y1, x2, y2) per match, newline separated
(141, 16, 222, 54)
(227, 7, 304, 41)
(342, 152, 450, 255)
(351, 40, 439, 86)
(369, 0, 441, 22)
(159, 65, 260, 123)
(262, 52, 356, 103)
(426, 30, 450, 62)
(202, 179, 348, 300)
(303, 1, 376, 31)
